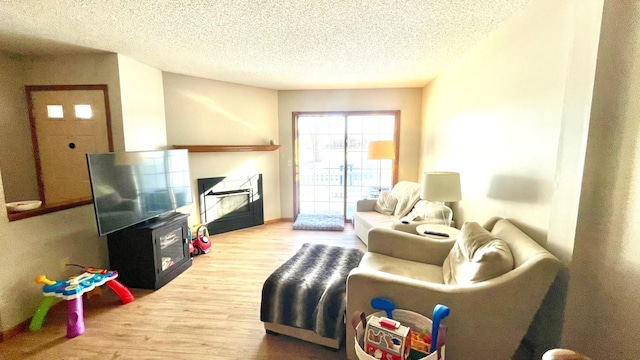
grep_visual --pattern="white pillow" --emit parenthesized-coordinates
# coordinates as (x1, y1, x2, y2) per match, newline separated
(442, 222, 514, 285)
(374, 191, 398, 215)
(404, 200, 429, 221)
(389, 181, 422, 218)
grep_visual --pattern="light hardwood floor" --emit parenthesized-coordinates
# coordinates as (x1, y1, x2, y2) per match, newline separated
(0, 222, 366, 359)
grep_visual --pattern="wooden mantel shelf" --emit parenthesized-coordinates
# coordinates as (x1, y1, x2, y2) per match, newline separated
(172, 145, 280, 152)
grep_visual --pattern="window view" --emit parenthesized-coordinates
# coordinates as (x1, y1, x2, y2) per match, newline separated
(74, 104, 93, 119)
(46, 104, 64, 118)
(295, 112, 398, 220)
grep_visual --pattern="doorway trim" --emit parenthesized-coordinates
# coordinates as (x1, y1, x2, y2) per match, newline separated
(25, 84, 114, 210)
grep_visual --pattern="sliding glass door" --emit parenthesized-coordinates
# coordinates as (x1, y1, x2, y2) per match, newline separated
(294, 111, 399, 220)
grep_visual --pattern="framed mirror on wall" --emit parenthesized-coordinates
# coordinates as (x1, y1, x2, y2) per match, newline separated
(2, 84, 113, 221)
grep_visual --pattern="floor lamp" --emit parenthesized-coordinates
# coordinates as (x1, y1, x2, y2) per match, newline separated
(421, 172, 461, 227)
(367, 141, 395, 195)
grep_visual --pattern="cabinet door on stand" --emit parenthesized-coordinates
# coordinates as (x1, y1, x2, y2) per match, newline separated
(107, 212, 192, 290)
(155, 219, 190, 278)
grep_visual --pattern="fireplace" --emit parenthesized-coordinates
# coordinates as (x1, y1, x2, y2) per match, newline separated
(197, 174, 264, 235)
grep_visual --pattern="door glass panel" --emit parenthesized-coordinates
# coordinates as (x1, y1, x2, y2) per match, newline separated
(345, 114, 396, 219)
(297, 115, 345, 218)
(158, 226, 185, 272)
(296, 113, 396, 221)
(74, 104, 93, 119)
(47, 104, 64, 119)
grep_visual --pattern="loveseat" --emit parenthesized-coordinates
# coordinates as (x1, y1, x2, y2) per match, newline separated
(346, 217, 563, 360)
(353, 181, 438, 245)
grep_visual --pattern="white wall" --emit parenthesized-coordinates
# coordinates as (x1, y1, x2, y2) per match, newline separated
(419, 0, 603, 357)
(26, 54, 124, 150)
(0, 52, 36, 203)
(117, 54, 167, 151)
(0, 186, 109, 333)
(422, 0, 574, 246)
(0, 53, 124, 203)
(162, 72, 280, 224)
(563, 1, 640, 358)
(277, 88, 422, 218)
(0, 53, 122, 332)
(0, 52, 177, 333)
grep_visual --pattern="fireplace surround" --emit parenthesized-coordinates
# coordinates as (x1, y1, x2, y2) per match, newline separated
(197, 174, 264, 235)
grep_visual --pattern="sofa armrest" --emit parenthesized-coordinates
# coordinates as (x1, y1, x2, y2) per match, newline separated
(367, 227, 455, 265)
(356, 199, 377, 212)
(391, 219, 429, 234)
(346, 255, 563, 360)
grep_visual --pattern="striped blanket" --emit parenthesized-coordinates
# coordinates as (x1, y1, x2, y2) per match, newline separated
(260, 243, 364, 340)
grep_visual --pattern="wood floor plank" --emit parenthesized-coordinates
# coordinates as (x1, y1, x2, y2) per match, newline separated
(0, 222, 365, 359)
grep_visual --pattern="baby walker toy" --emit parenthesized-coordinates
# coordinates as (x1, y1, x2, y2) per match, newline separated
(363, 298, 450, 360)
(189, 224, 211, 256)
(29, 267, 134, 338)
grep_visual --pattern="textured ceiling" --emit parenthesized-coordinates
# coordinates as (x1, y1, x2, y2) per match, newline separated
(0, 0, 531, 90)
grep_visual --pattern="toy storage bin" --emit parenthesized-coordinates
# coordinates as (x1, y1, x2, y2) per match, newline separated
(353, 309, 446, 360)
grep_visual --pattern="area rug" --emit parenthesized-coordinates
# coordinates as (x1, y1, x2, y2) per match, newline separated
(292, 212, 345, 231)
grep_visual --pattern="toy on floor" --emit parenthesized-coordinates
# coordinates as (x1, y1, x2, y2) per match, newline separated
(429, 304, 450, 354)
(365, 315, 412, 360)
(29, 267, 134, 338)
(189, 224, 211, 256)
(367, 298, 450, 359)
(410, 330, 432, 356)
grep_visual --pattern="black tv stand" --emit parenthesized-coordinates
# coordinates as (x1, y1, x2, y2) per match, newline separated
(107, 212, 192, 290)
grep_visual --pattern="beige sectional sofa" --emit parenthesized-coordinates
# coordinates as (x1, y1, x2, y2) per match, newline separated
(352, 181, 435, 245)
(346, 217, 563, 360)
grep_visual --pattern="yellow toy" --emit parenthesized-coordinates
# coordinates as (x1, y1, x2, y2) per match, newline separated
(410, 330, 432, 355)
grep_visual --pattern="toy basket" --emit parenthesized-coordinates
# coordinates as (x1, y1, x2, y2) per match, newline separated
(353, 309, 446, 360)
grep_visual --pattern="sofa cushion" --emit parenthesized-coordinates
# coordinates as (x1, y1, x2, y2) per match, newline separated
(354, 211, 399, 229)
(389, 181, 422, 218)
(359, 252, 445, 284)
(443, 222, 514, 285)
(374, 191, 398, 215)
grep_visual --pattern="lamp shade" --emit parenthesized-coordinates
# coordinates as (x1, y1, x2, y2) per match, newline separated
(421, 172, 462, 202)
(367, 141, 395, 160)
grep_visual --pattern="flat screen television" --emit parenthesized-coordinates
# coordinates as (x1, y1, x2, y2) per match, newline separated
(86, 149, 193, 236)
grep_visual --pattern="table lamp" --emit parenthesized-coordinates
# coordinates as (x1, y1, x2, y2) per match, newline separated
(367, 141, 395, 195)
(420, 171, 461, 227)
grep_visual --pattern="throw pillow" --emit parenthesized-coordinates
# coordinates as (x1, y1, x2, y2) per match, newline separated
(442, 222, 514, 285)
(374, 191, 398, 215)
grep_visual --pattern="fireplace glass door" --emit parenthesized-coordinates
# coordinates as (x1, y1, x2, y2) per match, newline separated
(197, 175, 264, 235)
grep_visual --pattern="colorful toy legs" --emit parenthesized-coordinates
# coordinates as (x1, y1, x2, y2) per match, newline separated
(105, 279, 134, 304)
(29, 296, 86, 338)
(66, 297, 85, 338)
(30, 277, 134, 337)
(29, 296, 57, 332)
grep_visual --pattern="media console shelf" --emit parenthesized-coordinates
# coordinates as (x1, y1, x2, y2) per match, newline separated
(107, 212, 192, 290)
(172, 145, 280, 152)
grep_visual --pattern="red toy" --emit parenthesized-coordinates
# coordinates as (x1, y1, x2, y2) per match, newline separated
(189, 225, 211, 256)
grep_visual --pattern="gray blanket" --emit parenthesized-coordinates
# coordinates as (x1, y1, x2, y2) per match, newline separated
(260, 243, 364, 340)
